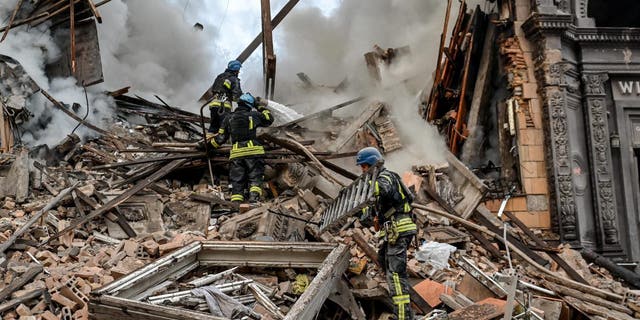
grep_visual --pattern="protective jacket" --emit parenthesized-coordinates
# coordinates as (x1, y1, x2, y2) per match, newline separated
(212, 102, 274, 203)
(368, 168, 417, 240)
(207, 70, 242, 133)
(212, 104, 274, 159)
(364, 167, 416, 320)
(209, 69, 242, 104)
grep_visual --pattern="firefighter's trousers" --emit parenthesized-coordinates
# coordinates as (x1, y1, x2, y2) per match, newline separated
(229, 157, 264, 202)
(379, 235, 414, 320)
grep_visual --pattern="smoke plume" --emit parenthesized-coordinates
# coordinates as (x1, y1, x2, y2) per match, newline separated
(2, 0, 464, 168)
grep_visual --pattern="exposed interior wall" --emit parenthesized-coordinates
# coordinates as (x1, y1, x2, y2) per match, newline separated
(483, 0, 551, 229)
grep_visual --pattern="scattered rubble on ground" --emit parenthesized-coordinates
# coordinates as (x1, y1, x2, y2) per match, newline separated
(1, 1, 640, 320)
(1, 81, 639, 319)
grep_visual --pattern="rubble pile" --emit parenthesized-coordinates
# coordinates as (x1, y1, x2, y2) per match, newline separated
(0, 65, 639, 318)
(1, 1, 640, 319)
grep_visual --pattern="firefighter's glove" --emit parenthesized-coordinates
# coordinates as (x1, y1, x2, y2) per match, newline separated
(359, 206, 374, 228)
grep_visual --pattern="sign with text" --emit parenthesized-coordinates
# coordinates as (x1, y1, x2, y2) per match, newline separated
(612, 78, 640, 101)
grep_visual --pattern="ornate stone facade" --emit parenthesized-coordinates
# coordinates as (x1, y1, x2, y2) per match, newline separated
(544, 87, 578, 241)
(524, 0, 640, 259)
(582, 73, 620, 245)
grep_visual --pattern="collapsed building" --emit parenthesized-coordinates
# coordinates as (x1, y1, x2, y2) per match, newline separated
(1, 0, 640, 320)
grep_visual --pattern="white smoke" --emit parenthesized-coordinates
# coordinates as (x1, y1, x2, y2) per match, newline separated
(0, 0, 115, 147)
(2, 0, 467, 163)
(96, 0, 219, 110)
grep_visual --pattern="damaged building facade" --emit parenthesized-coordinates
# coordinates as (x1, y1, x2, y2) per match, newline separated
(426, 0, 640, 262)
(520, 0, 640, 261)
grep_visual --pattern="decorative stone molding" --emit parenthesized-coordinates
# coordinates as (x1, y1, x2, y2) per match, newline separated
(522, 14, 573, 37)
(544, 88, 579, 241)
(564, 28, 640, 43)
(576, 0, 588, 18)
(582, 73, 620, 246)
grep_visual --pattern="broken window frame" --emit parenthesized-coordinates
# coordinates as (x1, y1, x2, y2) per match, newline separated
(90, 241, 349, 320)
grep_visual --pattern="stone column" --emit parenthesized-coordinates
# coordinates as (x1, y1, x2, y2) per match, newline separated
(582, 73, 622, 252)
(543, 83, 580, 242)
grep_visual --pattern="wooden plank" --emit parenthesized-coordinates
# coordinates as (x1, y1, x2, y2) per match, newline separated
(92, 153, 203, 170)
(440, 294, 464, 310)
(46, 18, 104, 86)
(412, 203, 625, 303)
(69, 0, 76, 74)
(0, 265, 43, 302)
(444, 152, 487, 218)
(543, 281, 633, 315)
(91, 295, 225, 320)
(0, 183, 78, 255)
(0, 0, 24, 42)
(563, 296, 636, 320)
(0, 289, 44, 313)
(284, 244, 350, 320)
(45, 159, 188, 244)
(0, 104, 8, 153)
(40, 88, 118, 139)
(474, 213, 550, 267)
(84, 0, 102, 23)
(200, 0, 301, 102)
(461, 19, 496, 164)
(581, 249, 640, 289)
(260, 0, 276, 99)
(503, 211, 589, 285)
(279, 96, 365, 128)
(189, 193, 236, 208)
(329, 102, 383, 152)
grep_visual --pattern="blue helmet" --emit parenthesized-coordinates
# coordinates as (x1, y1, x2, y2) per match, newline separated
(356, 147, 383, 166)
(227, 60, 242, 71)
(239, 92, 255, 106)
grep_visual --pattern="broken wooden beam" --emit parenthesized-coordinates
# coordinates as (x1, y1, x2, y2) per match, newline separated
(474, 213, 550, 267)
(412, 203, 625, 303)
(543, 281, 633, 315)
(260, 133, 346, 186)
(0, 0, 24, 42)
(0, 265, 43, 302)
(0, 183, 79, 256)
(503, 211, 589, 285)
(279, 96, 365, 128)
(189, 193, 237, 208)
(92, 153, 204, 170)
(0, 289, 44, 312)
(45, 159, 188, 244)
(85, 0, 103, 23)
(39, 88, 120, 140)
(69, 0, 76, 74)
(236, 0, 300, 63)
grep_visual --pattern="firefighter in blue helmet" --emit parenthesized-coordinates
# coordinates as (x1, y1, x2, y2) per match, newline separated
(210, 93, 274, 203)
(356, 147, 416, 320)
(206, 60, 243, 137)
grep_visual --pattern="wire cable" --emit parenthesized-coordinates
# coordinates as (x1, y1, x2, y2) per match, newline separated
(71, 84, 90, 135)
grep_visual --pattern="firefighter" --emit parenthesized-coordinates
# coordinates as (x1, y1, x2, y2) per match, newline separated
(211, 92, 274, 203)
(207, 60, 243, 137)
(356, 147, 416, 320)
